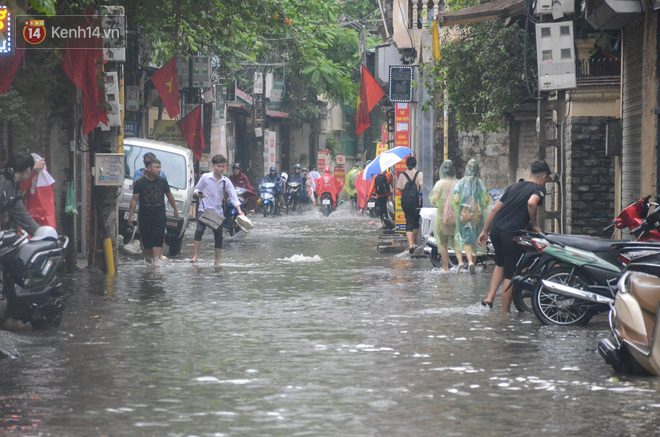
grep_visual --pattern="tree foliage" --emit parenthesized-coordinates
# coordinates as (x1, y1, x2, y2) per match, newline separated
(425, 1, 537, 132)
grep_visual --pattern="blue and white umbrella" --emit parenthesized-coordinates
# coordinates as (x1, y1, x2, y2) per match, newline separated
(362, 146, 413, 180)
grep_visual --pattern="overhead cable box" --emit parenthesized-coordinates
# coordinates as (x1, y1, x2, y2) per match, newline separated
(535, 21, 577, 91)
(535, 0, 575, 19)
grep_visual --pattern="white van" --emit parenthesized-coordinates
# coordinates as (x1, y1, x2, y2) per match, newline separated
(118, 138, 195, 256)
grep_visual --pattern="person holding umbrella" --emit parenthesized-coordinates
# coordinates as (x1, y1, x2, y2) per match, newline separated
(396, 156, 423, 253)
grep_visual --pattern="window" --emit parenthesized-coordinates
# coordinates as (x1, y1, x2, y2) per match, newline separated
(542, 50, 553, 61)
(541, 27, 551, 38)
(124, 145, 187, 189)
(561, 48, 572, 60)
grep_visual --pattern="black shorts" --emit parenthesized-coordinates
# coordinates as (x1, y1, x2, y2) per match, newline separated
(489, 228, 522, 279)
(139, 213, 166, 250)
(194, 220, 223, 249)
(403, 208, 420, 232)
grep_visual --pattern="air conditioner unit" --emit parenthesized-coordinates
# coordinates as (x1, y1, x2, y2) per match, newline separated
(535, 22, 577, 91)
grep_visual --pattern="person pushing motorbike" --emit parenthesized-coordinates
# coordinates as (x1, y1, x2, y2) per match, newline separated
(478, 160, 552, 310)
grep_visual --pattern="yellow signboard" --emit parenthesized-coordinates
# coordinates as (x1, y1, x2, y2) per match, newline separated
(151, 120, 186, 147)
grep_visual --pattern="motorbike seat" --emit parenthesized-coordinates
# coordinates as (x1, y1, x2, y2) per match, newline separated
(18, 239, 59, 265)
(628, 273, 660, 316)
(546, 234, 619, 253)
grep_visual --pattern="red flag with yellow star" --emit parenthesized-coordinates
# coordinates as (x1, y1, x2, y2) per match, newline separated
(151, 57, 180, 119)
(355, 65, 385, 137)
(178, 105, 205, 159)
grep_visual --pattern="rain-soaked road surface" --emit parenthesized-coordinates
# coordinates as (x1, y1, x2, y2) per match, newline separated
(0, 208, 659, 435)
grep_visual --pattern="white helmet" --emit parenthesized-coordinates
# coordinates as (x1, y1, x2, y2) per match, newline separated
(281, 171, 288, 182)
(32, 226, 58, 241)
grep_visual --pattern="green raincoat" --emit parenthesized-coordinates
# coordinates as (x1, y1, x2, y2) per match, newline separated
(343, 166, 361, 197)
(429, 160, 458, 243)
(452, 159, 489, 251)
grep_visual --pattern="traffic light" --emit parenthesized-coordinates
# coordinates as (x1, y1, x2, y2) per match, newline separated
(386, 108, 395, 133)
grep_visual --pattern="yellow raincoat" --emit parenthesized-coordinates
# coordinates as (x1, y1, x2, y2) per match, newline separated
(429, 160, 459, 245)
(343, 166, 361, 197)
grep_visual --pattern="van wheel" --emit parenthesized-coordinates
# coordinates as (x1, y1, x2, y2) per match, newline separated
(168, 235, 184, 256)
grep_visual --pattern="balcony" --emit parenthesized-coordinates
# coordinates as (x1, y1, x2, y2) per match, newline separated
(576, 55, 621, 87)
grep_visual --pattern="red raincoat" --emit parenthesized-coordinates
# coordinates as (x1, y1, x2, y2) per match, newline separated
(355, 169, 372, 210)
(315, 172, 344, 207)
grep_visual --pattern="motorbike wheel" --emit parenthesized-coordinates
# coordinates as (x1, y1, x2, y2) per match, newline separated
(322, 205, 331, 217)
(287, 197, 296, 215)
(512, 283, 533, 313)
(430, 246, 443, 269)
(227, 216, 237, 237)
(532, 267, 596, 326)
(263, 202, 272, 217)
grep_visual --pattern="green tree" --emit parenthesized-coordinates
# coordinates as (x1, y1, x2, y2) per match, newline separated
(425, 1, 536, 132)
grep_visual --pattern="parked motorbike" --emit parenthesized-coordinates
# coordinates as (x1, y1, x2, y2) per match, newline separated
(511, 196, 660, 316)
(259, 181, 278, 217)
(224, 187, 246, 237)
(0, 227, 68, 330)
(597, 246, 660, 375)
(424, 232, 494, 270)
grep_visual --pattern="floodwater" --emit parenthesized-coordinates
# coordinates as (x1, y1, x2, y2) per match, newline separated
(1, 209, 659, 436)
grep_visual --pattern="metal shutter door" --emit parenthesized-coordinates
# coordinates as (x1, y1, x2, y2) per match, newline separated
(621, 24, 643, 207)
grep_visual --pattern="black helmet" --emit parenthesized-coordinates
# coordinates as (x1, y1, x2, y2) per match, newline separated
(293, 163, 301, 170)
(232, 163, 241, 170)
(270, 166, 277, 172)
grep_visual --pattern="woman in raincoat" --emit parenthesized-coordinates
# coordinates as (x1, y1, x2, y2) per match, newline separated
(343, 165, 361, 209)
(429, 160, 464, 272)
(452, 158, 489, 274)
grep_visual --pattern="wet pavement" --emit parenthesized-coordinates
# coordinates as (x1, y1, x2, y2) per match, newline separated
(0, 208, 659, 435)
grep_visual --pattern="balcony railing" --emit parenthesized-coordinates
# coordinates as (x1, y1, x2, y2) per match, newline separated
(410, 0, 442, 29)
(577, 57, 620, 78)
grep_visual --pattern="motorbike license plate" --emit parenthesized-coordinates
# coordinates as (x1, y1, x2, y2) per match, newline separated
(123, 211, 138, 221)
(322, 199, 331, 205)
(367, 202, 375, 208)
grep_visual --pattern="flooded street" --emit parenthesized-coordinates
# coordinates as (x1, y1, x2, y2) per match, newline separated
(1, 209, 659, 435)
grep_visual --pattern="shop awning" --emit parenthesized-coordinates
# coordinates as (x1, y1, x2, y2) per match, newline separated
(438, 0, 526, 27)
(266, 110, 289, 118)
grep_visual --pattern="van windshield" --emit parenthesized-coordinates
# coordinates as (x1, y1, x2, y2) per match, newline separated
(124, 145, 187, 189)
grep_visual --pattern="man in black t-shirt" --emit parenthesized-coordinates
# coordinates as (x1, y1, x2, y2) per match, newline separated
(127, 159, 179, 265)
(477, 161, 552, 311)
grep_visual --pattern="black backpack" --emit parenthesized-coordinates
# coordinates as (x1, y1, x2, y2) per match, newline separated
(400, 171, 420, 212)
(374, 173, 389, 196)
